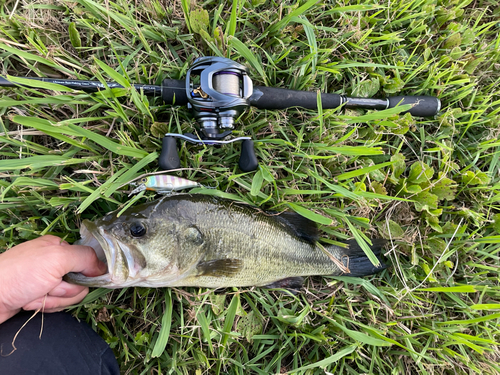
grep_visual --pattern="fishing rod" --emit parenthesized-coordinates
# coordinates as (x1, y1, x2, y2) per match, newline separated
(0, 56, 441, 172)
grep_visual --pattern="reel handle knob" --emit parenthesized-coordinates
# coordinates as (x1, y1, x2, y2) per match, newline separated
(239, 139, 258, 172)
(159, 136, 181, 170)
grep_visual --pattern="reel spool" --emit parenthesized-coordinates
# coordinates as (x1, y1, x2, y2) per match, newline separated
(159, 57, 258, 172)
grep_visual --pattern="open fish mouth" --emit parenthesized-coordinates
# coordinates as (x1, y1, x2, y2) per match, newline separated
(68, 219, 148, 288)
(76, 220, 108, 263)
(67, 220, 127, 287)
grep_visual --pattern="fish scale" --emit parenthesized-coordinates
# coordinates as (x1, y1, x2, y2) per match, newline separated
(65, 194, 386, 289)
(186, 210, 333, 286)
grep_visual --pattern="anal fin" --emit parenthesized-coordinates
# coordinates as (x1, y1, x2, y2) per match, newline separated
(264, 277, 304, 294)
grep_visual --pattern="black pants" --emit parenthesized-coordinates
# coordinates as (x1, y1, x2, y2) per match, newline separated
(0, 311, 119, 375)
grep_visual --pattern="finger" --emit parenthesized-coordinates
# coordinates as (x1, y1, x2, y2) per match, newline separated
(57, 244, 108, 277)
(22, 288, 89, 312)
(5, 235, 68, 252)
(33, 235, 70, 247)
(48, 281, 87, 298)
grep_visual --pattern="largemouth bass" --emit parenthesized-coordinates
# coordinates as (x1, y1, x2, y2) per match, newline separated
(65, 194, 386, 289)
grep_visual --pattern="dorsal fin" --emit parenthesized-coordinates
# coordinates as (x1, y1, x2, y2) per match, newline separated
(274, 211, 319, 243)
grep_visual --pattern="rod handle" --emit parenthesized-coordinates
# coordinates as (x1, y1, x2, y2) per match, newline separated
(249, 86, 342, 110)
(158, 136, 181, 170)
(161, 79, 188, 105)
(239, 140, 258, 172)
(386, 96, 441, 117)
(250, 86, 441, 117)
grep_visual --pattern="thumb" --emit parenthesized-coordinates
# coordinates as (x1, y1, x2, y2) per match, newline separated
(62, 244, 108, 277)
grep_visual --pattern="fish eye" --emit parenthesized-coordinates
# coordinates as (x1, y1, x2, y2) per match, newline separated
(141, 178, 148, 183)
(130, 222, 147, 237)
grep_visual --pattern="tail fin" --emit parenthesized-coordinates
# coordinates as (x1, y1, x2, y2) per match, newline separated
(341, 239, 387, 277)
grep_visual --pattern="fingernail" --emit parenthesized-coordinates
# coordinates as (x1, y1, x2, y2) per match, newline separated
(98, 260, 108, 274)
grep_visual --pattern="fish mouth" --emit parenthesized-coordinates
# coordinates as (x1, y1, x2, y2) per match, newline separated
(69, 220, 132, 287)
(76, 220, 107, 262)
(76, 220, 115, 271)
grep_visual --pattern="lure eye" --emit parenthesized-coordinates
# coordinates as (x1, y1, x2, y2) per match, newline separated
(130, 222, 147, 237)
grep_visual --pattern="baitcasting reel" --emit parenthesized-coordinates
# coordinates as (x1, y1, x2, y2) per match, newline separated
(159, 57, 258, 172)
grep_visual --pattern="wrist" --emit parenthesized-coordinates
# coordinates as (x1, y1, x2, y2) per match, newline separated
(0, 281, 20, 324)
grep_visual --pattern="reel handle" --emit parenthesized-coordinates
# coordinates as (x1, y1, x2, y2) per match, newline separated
(158, 136, 181, 170)
(160, 134, 258, 172)
(238, 139, 258, 172)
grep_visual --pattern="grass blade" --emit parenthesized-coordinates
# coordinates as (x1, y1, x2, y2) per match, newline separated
(151, 290, 173, 357)
(437, 313, 500, 326)
(266, 0, 319, 35)
(93, 57, 131, 88)
(418, 286, 477, 293)
(221, 294, 240, 350)
(229, 36, 267, 85)
(336, 161, 394, 181)
(250, 169, 264, 196)
(344, 218, 380, 267)
(226, 0, 239, 37)
(287, 202, 333, 226)
(0, 43, 74, 74)
(293, 344, 357, 372)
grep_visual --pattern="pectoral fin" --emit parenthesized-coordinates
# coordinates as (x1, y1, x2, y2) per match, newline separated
(197, 259, 243, 277)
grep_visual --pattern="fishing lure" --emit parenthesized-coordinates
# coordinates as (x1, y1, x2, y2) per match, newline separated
(129, 175, 201, 196)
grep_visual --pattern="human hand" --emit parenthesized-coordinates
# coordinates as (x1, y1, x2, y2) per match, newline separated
(0, 235, 106, 324)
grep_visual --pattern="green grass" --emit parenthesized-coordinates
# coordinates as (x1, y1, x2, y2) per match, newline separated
(1, 0, 500, 373)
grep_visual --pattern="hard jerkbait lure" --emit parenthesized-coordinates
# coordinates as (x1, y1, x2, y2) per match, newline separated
(129, 175, 201, 196)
